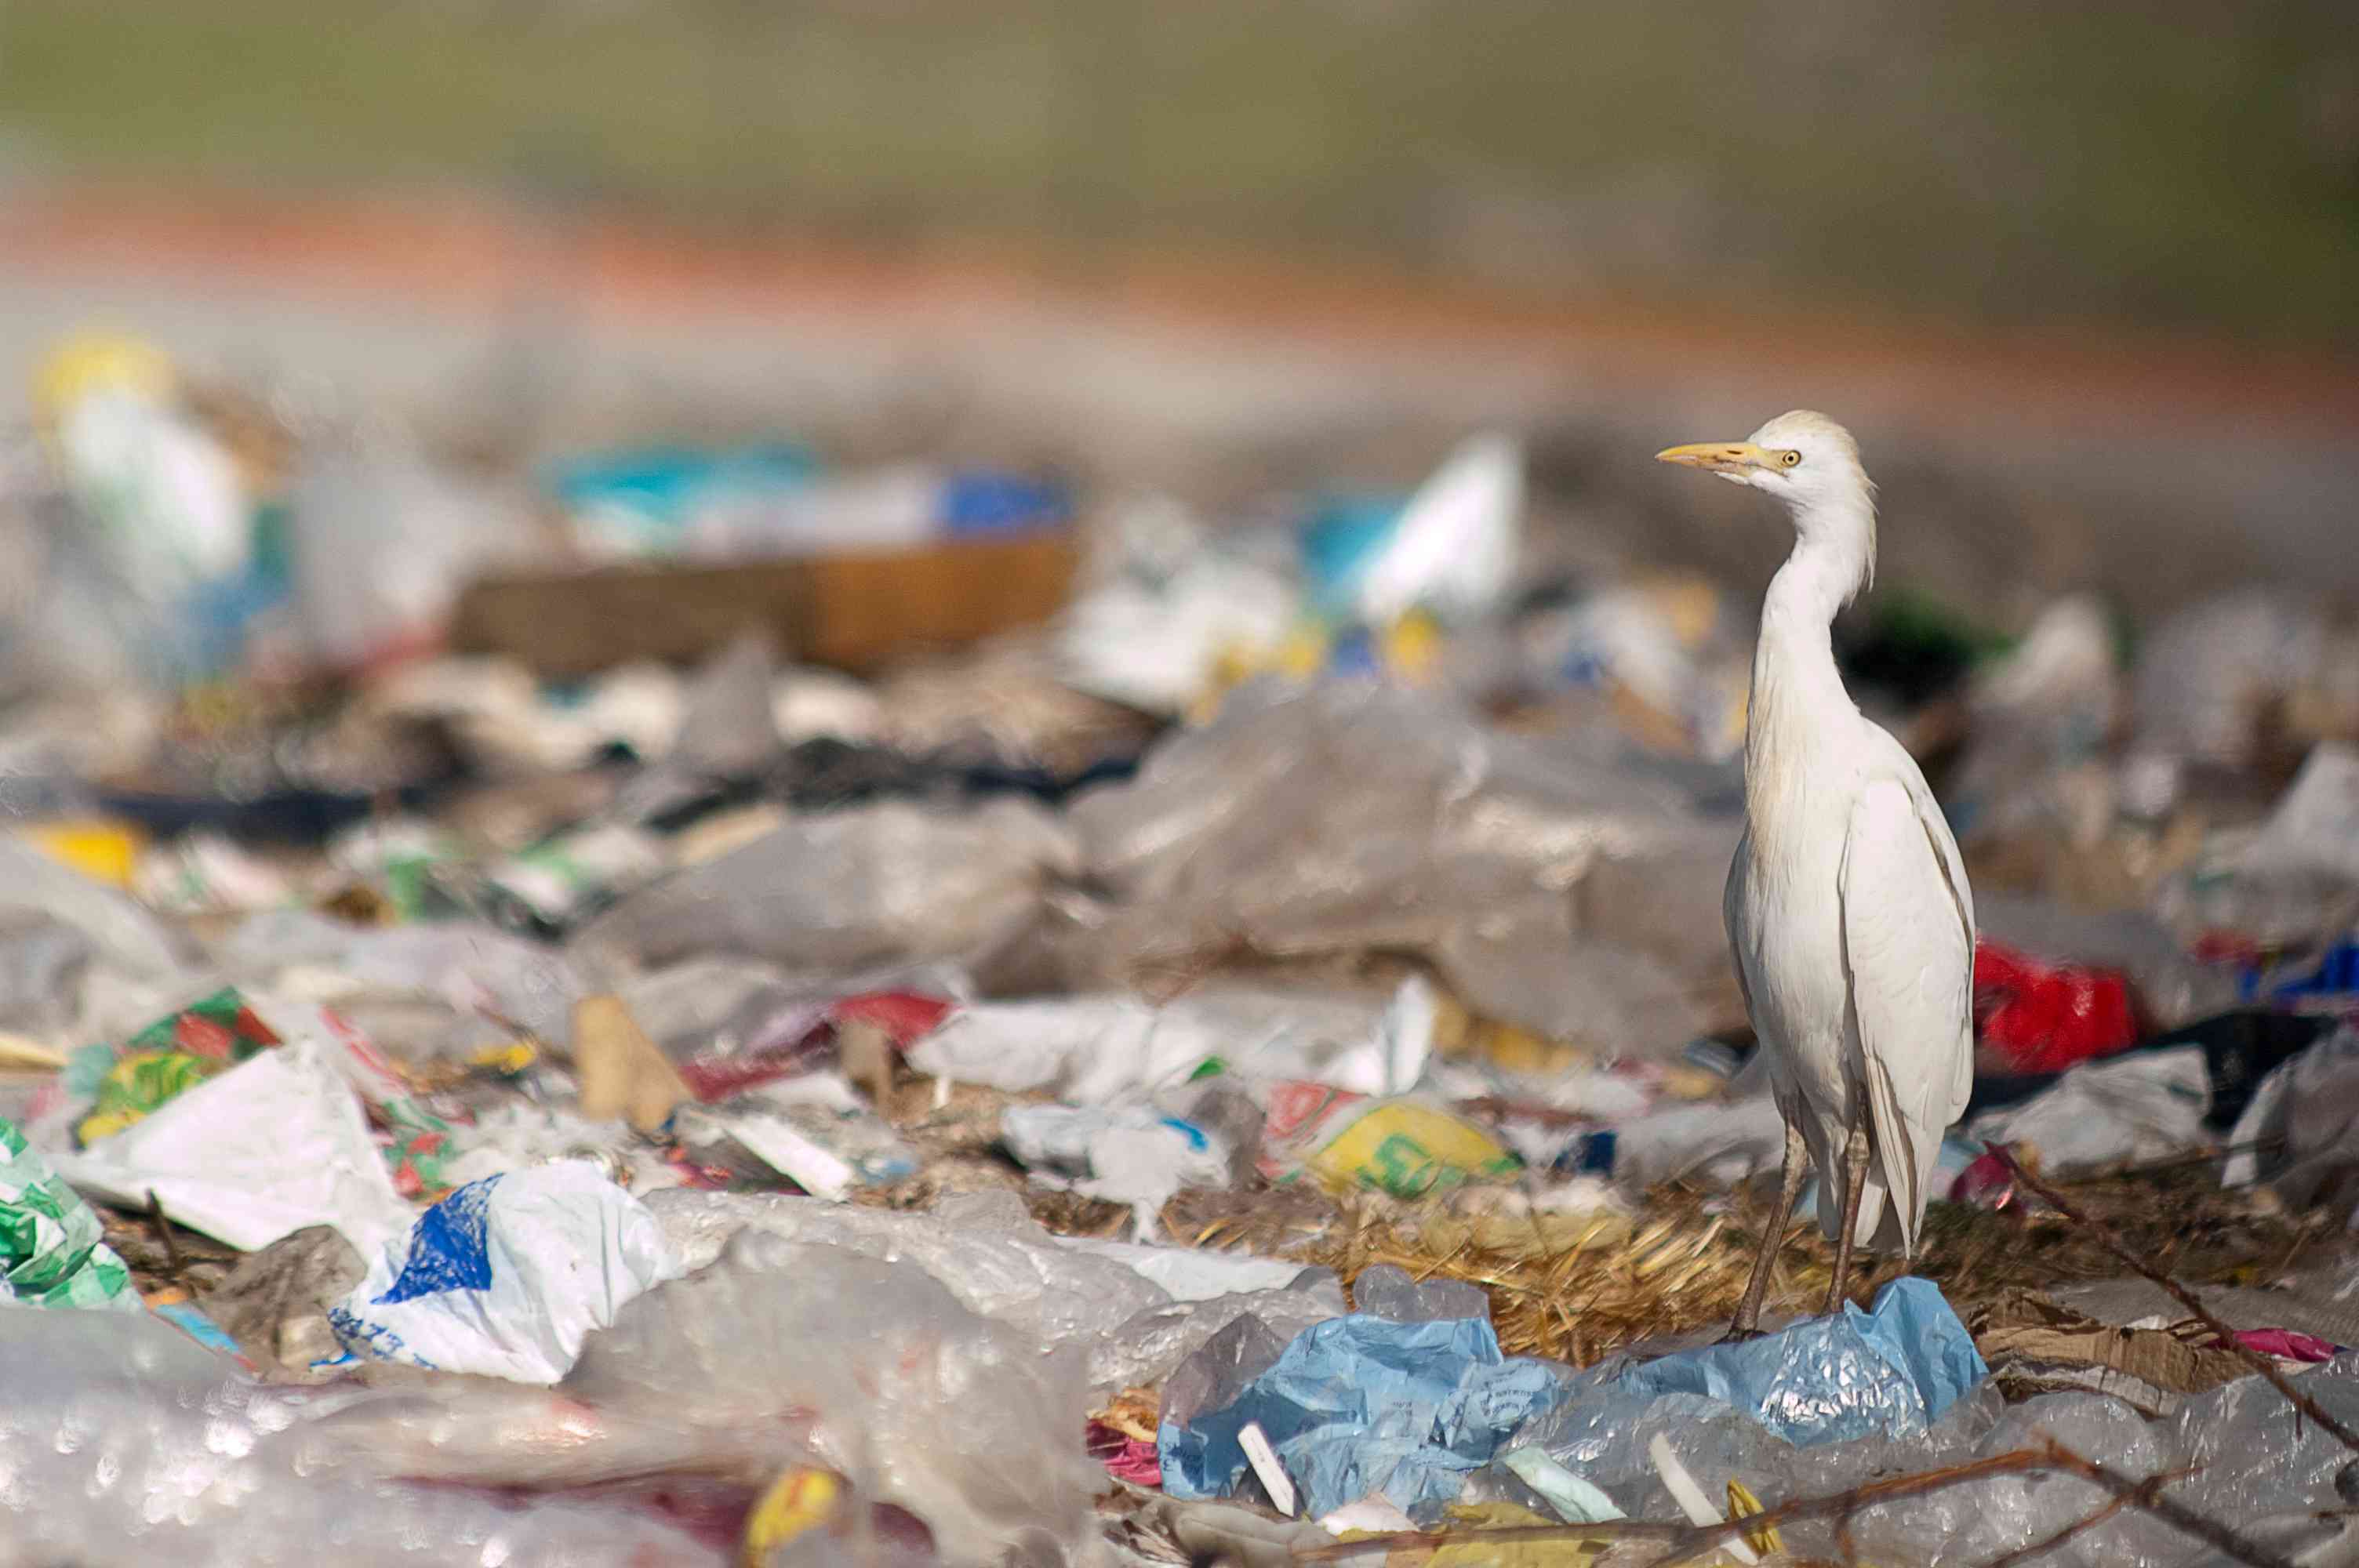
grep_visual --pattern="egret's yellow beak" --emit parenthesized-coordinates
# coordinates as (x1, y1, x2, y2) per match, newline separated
(1656, 440, 1776, 475)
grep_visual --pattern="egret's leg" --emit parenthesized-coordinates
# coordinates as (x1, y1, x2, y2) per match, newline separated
(1725, 1122, 1808, 1341)
(1821, 1120, 1871, 1315)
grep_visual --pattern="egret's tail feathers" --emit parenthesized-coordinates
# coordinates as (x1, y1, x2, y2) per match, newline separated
(1863, 1054, 1941, 1254)
(1812, 1168, 1911, 1254)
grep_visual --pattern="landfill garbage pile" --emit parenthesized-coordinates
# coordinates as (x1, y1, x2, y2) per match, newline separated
(0, 330, 2356, 1566)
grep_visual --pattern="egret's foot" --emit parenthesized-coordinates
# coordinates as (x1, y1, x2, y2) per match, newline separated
(1716, 1323, 1767, 1346)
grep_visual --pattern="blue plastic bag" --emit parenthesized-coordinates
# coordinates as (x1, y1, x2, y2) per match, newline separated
(1614, 1276, 1986, 1447)
(1158, 1312, 1563, 1521)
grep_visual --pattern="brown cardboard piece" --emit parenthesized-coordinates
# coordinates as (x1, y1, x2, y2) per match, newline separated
(449, 530, 1078, 679)
(1969, 1288, 2255, 1401)
(572, 994, 692, 1135)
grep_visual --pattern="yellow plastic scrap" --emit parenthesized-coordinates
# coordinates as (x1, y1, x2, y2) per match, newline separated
(1428, 991, 1582, 1074)
(1387, 1501, 1607, 1566)
(1725, 1479, 1784, 1559)
(22, 820, 147, 890)
(470, 1040, 539, 1077)
(740, 1466, 842, 1567)
(33, 332, 176, 430)
(1307, 1100, 1518, 1199)
(1381, 611, 1444, 682)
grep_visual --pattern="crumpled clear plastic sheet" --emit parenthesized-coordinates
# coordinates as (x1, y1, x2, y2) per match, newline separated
(645, 1187, 1343, 1396)
(1820, 1388, 2184, 1567)
(1968, 1045, 2212, 1174)
(0, 1305, 722, 1566)
(0, 912, 93, 1040)
(1063, 681, 1740, 1058)
(1350, 1261, 1490, 1323)
(2168, 1352, 2359, 1526)
(1495, 1374, 1996, 1531)
(2131, 590, 2346, 769)
(211, 909, 586, 1056)
(905, 984, 1402, 1105)
(2224, 1025, 2359, 1225)
(2163, 741, 2359, 949)
(572, 797, 1078, 977)
(0, 834, 194, 985)
(1837, 1376, 2359, 1568)
(558, 1231, 1099, 1566)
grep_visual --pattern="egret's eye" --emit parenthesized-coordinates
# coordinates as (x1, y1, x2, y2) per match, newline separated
(1779, 449, 1802, 468)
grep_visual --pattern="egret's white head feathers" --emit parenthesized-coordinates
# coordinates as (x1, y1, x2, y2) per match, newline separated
(1656, 408, 1877, 603)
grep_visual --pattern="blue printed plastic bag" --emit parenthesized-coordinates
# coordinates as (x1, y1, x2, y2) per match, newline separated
(329, 1162, 678, 1384)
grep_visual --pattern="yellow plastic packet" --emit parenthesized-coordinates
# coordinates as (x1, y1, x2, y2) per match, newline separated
(1305, 1099, 1518, 1198)
(1726, 1478, 1785, 1558)
(740, 1466, 842, 1566)
(22, 820, 147, 890)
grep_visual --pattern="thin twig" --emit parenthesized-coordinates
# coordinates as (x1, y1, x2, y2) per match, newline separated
(1292, 1441, 2292, 1568)
(146, 1189, 186, 1290)
(1983, 1494, 2135, 1568)
(1296, 1449, 2045, 1561)
(1979, 1458, 2197, 1568)
(1999, 1147, 2359, 1455)
(2034, 1439, 2293, 1568)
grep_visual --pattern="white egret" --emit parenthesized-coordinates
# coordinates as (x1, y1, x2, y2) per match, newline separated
(1657, 412, 1974, 1334)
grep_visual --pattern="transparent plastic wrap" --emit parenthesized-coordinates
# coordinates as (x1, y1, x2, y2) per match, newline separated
(2131, 591, 2359, 769)
(0, 913, 93, 1040)
(561, 1231, 1099, 1565)
(212, 909, 587, 1056)
(2162, 741, 2359, 949)
(1950, 596, 2122, 848)
(287, 440, 517, 674)
(573, 798, 1078, 975)
(2223, 1023, 2359, 1221)
(1968, 1046, 2212, 1173)
(1840, 1390, 2185, 1568)
(0, 833, 195, 984)
(904, 984, 1401, 1104)
(1067, 681, 1738, 1058)
(645, 1189, 1340, 1396)
(649, 1189, 1165, 1352)
(1089, 1283, 1344, 1399)
(2168, 1352, 2359, 1525)
(0, 1306, 722, 1567)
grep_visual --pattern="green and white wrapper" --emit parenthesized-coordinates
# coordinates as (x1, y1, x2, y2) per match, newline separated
(1, 1117, 140, 1311)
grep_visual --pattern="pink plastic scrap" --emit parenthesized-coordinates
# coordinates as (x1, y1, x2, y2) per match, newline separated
(2233, 1328, 2343, 1365)
(1087, 1424, 1161, 1487)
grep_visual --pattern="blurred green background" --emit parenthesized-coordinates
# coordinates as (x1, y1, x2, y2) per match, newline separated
(5, 0, 2354, 343)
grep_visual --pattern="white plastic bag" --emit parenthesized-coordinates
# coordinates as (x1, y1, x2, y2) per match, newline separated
(53, 1036, 413, 1257)
(330, 1160, 681, 1385)
(1350, 434, 1522, 625)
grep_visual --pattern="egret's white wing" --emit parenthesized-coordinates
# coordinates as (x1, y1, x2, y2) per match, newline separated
(1721, 826, 1757, 1023)
(1840, 776, 1974, 1248)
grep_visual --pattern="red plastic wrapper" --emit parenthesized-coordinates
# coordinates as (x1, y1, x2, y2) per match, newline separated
(1948, 1145, 2018, 1210)
(1087, 1424, 1161, 1486)
(837, 991, 957, 1047)
(676, 990, 960, 1102)
(1973, 939, 2136, 1074)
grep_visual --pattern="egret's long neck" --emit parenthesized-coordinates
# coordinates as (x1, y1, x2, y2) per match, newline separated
(1746, 495, 1872, 796)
